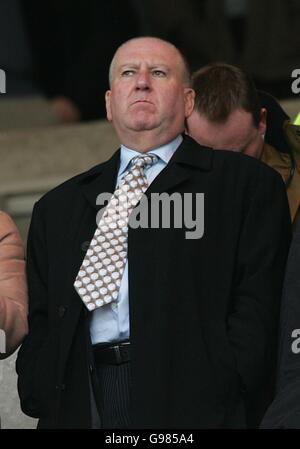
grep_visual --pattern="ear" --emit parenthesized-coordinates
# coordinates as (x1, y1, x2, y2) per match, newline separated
(183, 88, 195, 118)
(258, 107, 267, 136)
(105, 90, 112, 122)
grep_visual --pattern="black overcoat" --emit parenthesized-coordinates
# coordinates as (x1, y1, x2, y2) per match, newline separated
(261, 219, 300, 428)
(16, 136, 291, 428)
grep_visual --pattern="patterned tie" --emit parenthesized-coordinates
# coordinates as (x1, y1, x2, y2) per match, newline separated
(74, 154, 158, 311)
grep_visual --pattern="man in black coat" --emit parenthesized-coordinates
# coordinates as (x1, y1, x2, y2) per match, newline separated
(16, 37, 291, 429)
(261, 219, 300, 428)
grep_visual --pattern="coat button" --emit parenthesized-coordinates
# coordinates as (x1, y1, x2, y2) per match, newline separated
(58, 305, 67, 318)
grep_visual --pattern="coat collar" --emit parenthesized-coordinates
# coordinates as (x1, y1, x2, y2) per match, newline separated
(75, 149, 120, 209)
(146, 134, 213, 195)
(75, 135, 214, 208)
(171, 134, 213, 170)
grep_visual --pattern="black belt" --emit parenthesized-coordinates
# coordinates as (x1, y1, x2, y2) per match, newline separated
(93, 341, 130, 365)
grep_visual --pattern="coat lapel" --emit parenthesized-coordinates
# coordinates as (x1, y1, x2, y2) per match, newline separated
(146, 135, 213, 195)
(57, 149, 121, 380)
(68, 148, 121, 288)
(78, 149, 121, 209)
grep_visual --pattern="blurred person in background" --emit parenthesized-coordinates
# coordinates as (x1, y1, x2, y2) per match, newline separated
(131, 0, 211, 71)
(261, 218, 300, 428)
(1, 0, 297, 123)
(0, 0, 139, 123)
(191, 0, 300, 99)
(186, 63, 300, 225)
(133, 0, 300, 99)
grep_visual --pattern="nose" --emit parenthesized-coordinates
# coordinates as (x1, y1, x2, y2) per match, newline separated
(135, 70, 151, 90)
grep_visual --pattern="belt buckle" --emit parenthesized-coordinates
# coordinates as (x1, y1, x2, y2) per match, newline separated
(113, 345, 122, 364)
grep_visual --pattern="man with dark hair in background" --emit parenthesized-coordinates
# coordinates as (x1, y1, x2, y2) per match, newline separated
(186, 62, 300, 225)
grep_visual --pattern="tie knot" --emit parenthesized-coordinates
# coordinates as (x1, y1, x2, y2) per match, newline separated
(130, 154, 158, 169)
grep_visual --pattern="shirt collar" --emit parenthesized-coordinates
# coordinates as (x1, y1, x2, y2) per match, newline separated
(119, 134, 183, 176)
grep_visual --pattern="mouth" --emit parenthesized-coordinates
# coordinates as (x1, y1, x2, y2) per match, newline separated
(131, 100, 153, 105)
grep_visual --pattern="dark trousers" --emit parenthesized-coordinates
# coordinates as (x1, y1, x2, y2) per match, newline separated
(91, 346, 132, 429)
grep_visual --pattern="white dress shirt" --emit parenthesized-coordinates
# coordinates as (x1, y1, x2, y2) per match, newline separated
(90, 134, 183, 344)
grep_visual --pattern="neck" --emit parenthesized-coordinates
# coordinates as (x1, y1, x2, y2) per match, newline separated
(118, 129, 182, 153)
(256, 142, 265, 160)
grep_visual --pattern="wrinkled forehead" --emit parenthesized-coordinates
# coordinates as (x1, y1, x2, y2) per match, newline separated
(110, 38, 185, 82)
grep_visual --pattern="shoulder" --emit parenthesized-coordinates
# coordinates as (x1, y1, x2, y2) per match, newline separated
(214, 151, 287, 206)
(183, 135, 282, 183)
(284, 121, 300, 157)
(38, 164, 101, 203)
(34, 154, 117, 213)
(261, 143, 290, 164)
(217, 147, 282, 178)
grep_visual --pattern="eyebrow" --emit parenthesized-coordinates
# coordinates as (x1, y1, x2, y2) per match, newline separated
(118, 64, 170, 71)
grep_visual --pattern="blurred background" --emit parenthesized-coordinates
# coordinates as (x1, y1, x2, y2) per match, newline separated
(0, 0, 299, 428)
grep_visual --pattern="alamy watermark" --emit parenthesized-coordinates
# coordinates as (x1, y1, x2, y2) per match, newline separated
(291, 69, 300, 94)
(0, 329, 5, 354)
(0, 329, 6, 384)
(0, 69, 6, 94)
(291, 329, 300, 354)
(96, 192, 205, 240)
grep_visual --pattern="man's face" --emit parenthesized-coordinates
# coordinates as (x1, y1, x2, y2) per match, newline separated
(186, 108, 267, 159)
(105, 38, 194, 148)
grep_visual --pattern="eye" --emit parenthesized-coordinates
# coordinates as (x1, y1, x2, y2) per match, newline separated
(121, 70, 135, 77)
(152, 70, 166, 77)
